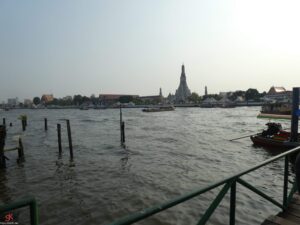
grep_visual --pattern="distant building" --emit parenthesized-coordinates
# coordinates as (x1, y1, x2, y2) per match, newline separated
(139, 88, 163, 103)
(99, 94, 139, 105)
(41, 94, 54, 103)
(175, 64, 191, 103)
(264, 86, 292, 102)
(201, 97, 217, 108)
(7, 98, 18, 107)
(24, 99, 32, 107)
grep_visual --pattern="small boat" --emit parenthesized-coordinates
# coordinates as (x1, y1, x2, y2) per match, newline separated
(250, 122, 299, 149)
(142, 105, 175, 112)
(79, 105, 89, 110)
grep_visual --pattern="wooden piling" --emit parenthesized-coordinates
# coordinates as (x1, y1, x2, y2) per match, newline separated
(0, 125, 6, 168)
(9, 123, 12, 127)
(2, 118, 5, 126)
(57, 124, 62, 154)
(120, 106, 123, 143)
(66, 120, 73, 160)
(21, 119, 26, 131)
(121, 121, 125, 144)
(17, 137, 25, 162)
(44, 118, 48, 131)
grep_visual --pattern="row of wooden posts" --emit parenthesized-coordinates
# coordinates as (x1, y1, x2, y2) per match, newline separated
(45, 118, 74, 160)
(0, 124, 24, 169)
(1, 108, 126, 168)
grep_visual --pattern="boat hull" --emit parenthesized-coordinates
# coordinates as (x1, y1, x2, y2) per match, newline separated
(250, 135, 299, 149)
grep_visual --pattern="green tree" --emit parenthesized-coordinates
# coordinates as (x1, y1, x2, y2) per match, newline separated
(73, 95, 83, 105)
(245, 88, 260, 101)
(119, 96, 134, 103)
(228, 90, 245, 101)
(33, 97, 41, 105)
(188, 92, 201, 103)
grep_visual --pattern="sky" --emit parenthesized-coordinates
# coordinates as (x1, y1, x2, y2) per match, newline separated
(1, 0, 300, 102)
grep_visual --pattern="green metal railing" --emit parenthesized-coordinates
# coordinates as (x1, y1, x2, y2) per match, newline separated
(0, 196, 38, 225)
(107, 146, 300, 225)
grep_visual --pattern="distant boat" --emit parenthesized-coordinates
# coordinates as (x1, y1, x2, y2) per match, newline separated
(94, 105, 107, 109)
(257, 102, 292, 119)
(142, 105, 175, 112)
(79, 105, 89, 110)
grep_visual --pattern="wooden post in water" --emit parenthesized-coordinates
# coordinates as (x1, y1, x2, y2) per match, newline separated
(21, 119, 26, 131)
(17, 137, 25, 162)
(66, 120, 73, 160)
(120, 106, 123, 143)
(44, 118, 48, 131)
(121, 121, 125, 144)
(57, 124, 62, 154)
(0, 125, 6, 168)
(2, 118, 5, 126)
(9, 123, 12, 127)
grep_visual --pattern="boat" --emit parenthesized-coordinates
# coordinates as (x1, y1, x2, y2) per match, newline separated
(142, 105, 175, 112)
(79, 105, 89, 110)
(257, 102, 292, 119)
(250, 122, 299, 149)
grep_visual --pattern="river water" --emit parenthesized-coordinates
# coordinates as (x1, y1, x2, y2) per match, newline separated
(0, 107, 293, 225)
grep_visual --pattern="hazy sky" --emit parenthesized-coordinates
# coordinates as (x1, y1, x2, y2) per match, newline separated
(1, 0, 300, 102)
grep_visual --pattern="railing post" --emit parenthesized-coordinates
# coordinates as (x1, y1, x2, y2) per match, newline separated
(291, 87, 299, 142)
(230, 180, 236, 225)
(29, 199, 38, 225)
(283, 155, 289, 209)
(295, 153, 300, 194)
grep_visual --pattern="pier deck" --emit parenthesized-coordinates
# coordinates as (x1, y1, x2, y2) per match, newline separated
(262, 193, 300, 225)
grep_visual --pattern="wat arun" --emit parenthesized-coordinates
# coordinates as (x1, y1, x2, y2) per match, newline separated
(175, 64, 191, 103)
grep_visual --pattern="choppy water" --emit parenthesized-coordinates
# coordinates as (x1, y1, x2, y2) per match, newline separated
(0, 107, 293, 225)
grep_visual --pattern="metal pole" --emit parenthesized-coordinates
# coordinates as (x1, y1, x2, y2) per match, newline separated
(230, 181, 236, 225)
(30, 199, 39, 225)
(295, 153, 300, 194)
(291, 87, 299, 142)
(283, 155, 289, 209)
(57, 124, 62, 154)
(66, 120, 73, 160)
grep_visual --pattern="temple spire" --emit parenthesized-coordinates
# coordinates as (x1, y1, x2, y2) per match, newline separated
(175, 64, 191, 103)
